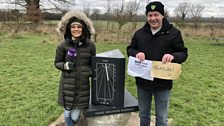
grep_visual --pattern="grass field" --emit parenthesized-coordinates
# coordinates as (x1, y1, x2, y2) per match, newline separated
(0, 34, 224, 126)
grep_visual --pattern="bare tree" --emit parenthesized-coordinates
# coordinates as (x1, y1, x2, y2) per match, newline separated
(137, 0, 151, 15)
(14, 0, 41, 23)
(92, 9, 101, 20)
(174, 2, 191, 21)
(219, 6, 224, 23)
(164, 9, 169, 19)
(219, 6, 224, 17)
(145, 0, 151, 4)
(125, 0, 141, 31)
(7, 0, 74, 23)
(189, 4, 205, 28)
(0, 8, 27, 35)
(104, 0, 112, 29)
(46, 0, 76, 13)
(91, 9, 100, 43)
(10, 9, 27, 35)
(83, 0, 90, 17)
(113, 0, 127, 30)
(126, 0, 140, 18)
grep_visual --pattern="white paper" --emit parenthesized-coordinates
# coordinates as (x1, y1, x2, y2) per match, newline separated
(127, 56, 154, 81)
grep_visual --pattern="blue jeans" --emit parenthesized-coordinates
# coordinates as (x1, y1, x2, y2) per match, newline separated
(64, 108, 81, 126)
(137, 85, 171, 126)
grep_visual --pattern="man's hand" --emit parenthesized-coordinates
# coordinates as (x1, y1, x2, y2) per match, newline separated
(136, 52, 145, 61)
(162, 54, 174, 64)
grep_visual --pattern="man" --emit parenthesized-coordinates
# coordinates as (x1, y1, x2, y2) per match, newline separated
(127, 1, 188, 126)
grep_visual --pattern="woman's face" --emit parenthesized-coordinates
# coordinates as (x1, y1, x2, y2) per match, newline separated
(70, 24, 83, 38)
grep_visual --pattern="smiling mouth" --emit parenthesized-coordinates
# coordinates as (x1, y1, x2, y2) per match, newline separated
(73, 32, 81, 34)
(151, 22, 157, 24)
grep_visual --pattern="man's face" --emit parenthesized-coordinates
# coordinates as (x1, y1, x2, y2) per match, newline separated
(147, 11, 164, 30)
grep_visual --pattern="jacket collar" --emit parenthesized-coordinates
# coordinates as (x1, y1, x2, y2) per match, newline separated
(66, 38, 88, 47)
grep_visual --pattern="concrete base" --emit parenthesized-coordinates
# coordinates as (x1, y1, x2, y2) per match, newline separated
(125, 112, 174, 126)
(49, 112, 174, 126)
(48, 113, 64, 126)
(87, 113, 131, 126)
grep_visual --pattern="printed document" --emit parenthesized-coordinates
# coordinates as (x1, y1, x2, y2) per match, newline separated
(127, 56, 154, 81)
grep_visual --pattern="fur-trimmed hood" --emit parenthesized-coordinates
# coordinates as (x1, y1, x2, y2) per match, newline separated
(56, 11, 95, 36)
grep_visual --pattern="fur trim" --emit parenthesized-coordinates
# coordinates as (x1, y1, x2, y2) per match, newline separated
(56, 11, 95, 35)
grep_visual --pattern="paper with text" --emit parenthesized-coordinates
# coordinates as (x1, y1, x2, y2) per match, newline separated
(151, 61, 182, 80)
(127, 56, 154, 81)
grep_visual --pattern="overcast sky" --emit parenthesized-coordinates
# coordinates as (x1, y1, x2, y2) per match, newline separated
(155, 0, 224, 17)
(75, 0, 224, 17)
(0, 0, 224, 17)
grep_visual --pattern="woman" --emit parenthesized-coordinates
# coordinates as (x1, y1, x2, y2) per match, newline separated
(54, 11, 96, 126)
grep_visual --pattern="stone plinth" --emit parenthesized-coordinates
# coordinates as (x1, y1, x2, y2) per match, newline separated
(49, 112, 174, 126)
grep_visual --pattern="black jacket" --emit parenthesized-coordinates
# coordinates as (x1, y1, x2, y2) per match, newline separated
(55, 39, 96, 109)
(127, 19, 188, 91)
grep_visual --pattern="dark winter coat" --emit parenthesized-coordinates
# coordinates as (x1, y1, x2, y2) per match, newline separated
(54, 11, 96, 110)
(55, 39, 96, 109)
(127, 18, 188, 91)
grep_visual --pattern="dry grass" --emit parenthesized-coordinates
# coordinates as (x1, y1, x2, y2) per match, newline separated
(180, 25, 224, 39)
(1, 21, 224, 43)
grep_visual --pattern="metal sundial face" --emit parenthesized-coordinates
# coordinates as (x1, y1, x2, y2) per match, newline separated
(94, 63, 116, 104)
